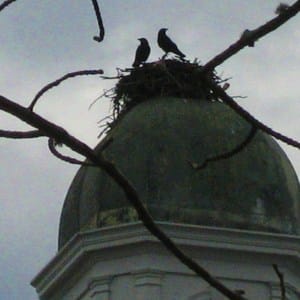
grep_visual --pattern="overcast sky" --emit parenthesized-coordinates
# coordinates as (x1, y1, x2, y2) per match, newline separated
(0, 1, 299, 299)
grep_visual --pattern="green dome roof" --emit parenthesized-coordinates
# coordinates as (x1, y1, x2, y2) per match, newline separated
(59, 97, 300, 249)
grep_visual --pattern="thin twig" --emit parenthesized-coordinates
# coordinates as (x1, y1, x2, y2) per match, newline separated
(0, 0, 17, 12)
(97, 115, 113, 124)
(0, 95, 246, 300)
(161, 61, 184, 90)
(101, 75, 122, 80)
(97, 126, 108, 139)
(218, 77, 233, 84)
(232, 95, 247, 99)
(91, 0, 105, 42)
(28, 69, 104, 111)
(205, 79, 300, 149)
(202, 0, 300, 72)
(48, 138, 95, 167)
(273, 264, 286, 300)
(88, 87, 115, 110)
(189, 125, 257, 170)
(0, 129, 45, 139)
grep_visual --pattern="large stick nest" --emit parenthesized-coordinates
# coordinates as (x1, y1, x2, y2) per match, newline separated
(99, 59, 226, 137)
(113, 59, 222, 117)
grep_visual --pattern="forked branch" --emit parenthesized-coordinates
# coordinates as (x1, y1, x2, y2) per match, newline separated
(202, 0, 300, 72)
(0, 95, 246, 300)
(189, 125, 257, 170)
(205, 79, 300, 149)
(28, 69, 104, 111)
(48, 138, 95, 167)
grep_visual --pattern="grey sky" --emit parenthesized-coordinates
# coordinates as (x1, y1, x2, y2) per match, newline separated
(0, 1, 299, 299)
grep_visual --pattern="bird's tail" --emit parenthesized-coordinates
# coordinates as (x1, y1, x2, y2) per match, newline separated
(178, 51, 186, 59)
(176, 51, 186, 61)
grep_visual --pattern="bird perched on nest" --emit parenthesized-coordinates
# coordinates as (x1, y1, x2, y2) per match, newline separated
(132, 38, 151, 67)
(157, 28, 185, 59)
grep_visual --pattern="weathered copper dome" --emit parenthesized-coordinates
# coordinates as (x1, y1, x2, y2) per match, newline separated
(58, 97, 300, 249)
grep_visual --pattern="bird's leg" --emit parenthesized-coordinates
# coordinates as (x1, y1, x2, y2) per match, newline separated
(162, 53, 168, 60)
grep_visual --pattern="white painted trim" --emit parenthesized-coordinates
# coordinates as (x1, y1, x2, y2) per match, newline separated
(31, 222, 300, 299)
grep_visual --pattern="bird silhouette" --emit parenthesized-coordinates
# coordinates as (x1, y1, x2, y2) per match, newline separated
(132, 38, 151, 67)
(157, 28, 185, 59)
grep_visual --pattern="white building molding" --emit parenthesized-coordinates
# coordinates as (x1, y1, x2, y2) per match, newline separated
(31, 222, 300, 299)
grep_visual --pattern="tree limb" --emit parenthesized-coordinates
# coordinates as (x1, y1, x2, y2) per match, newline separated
(47, 138, 95, 167)
(91, 0, 105, 42)
(0, 0, 17, 12)
(205, 79, 300, 149)
(202, 0, 300, 72)
(273, 264, 286, 300)
(28, 69, 104, 111)
(0, 129, 45, 139)
(189, 125, 257, 170)
(0, 95, 246, 300)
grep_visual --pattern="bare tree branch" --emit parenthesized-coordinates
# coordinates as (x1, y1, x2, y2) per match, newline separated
(1, 2, 298, 299)
(28, 69, 104, 111)
(189, 125, 257, 170)
(48, 138, 95, 167)
(202, 0, 300, 72)
(0, 129, 45, 139)
(0, 95, 246, 300)
(273, 264, 286, 300)
(0, 0, 17, 12)
(91, 0, 105, 42)
(205, 79, 300, 149)
(0, 1, 105, 41)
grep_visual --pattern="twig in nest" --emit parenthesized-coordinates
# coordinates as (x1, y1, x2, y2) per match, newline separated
(97, 116, 114, 139)
(29, 69, 104, 111)
(97, 126, 109, 139)
(101, 75, 122, 80)
(91, 0, 105, 42)
(48, 138, 95, 167)
(218, 77, 233, 84)
(112, 60, 221, 119)
(189, 125, 257, 170)
(97, 115, 114, 124)
(88, 87, 115, 110)
(159, 60, 186, 98)
(0, 129, 45, 139)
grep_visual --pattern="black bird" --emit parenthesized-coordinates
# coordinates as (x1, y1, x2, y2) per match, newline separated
(157, 28, 185, 59)
(132, 38, 151, 67)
